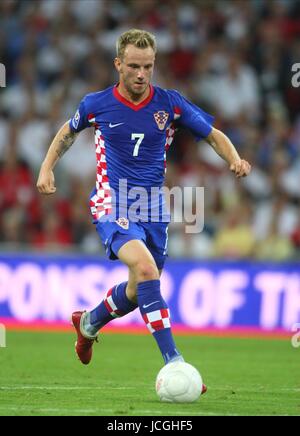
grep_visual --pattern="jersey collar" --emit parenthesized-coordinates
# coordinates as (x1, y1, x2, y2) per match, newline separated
(113, 83, 155, 111)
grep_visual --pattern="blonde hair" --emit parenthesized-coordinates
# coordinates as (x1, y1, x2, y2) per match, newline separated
(116, 29, 157, 59)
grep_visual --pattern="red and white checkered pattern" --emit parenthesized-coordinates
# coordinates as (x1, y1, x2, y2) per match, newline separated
(173, 106, 182, 121)
(103, 288, 124, 318)
(164, 122, 176, 173)
(142, 309, 171, 334)
(163, 107, 181, 172)
(90, 127, 113, 221)
(88, 113, 96, 125)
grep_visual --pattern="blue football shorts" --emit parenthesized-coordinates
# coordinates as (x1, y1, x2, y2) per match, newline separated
(95, 217, 169, 270)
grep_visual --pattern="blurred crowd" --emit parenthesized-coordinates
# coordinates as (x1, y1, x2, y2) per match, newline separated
(0, 0, 300, 260)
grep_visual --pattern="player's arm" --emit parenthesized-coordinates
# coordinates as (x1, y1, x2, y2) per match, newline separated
(37, 121, 78, 195)
(205, 127, 251, 178)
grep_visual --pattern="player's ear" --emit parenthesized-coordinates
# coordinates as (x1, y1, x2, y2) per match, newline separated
(114, 57, 121, 72)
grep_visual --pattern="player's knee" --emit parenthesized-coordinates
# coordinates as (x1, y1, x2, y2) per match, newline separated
(134, 261, 159, 283)
(126, 284, 138, 302)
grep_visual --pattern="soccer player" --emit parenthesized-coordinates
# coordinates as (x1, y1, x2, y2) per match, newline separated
(37, 30, 251, 387)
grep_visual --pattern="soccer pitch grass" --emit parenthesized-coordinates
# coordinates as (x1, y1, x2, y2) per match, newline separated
(0, 330, 299, 416)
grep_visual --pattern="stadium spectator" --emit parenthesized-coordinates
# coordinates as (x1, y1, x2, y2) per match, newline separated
(213, 203, 256, 259)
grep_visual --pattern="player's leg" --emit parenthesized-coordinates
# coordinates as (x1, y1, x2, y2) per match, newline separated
(140, 223, 207, 394)
(72, 279, 138, 365)
(118, 240, 183, 365)
(78, 262, 163, 337)
(76, 218, 159, 333)
(84, 262, 163, 330)
(71, 220, 146, 364)
(126, 267, 163, 302)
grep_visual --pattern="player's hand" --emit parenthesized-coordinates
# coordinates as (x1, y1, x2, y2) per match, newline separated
(36, 167, 57, 195)
(230, 159, 251, 178)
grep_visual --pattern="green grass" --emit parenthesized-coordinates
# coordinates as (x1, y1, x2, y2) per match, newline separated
(0, 331, 299, 416)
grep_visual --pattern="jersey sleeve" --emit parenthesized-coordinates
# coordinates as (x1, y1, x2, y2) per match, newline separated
(69, 96, 90, 133)
(167, 90, 215, 140)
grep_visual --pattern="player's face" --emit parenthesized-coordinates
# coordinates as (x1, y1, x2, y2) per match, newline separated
(115, 45, 155, 99)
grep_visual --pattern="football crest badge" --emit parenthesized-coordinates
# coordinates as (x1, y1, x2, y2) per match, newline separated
(116, 217, 129, 230)
(154, 111, 169, 130)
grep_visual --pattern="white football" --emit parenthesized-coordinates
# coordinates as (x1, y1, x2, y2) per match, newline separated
(155, 361, 203, 403)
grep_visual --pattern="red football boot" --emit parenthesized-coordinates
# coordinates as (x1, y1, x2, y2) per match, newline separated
(71, 311, 98, 365)
(201, 384, 207, 395)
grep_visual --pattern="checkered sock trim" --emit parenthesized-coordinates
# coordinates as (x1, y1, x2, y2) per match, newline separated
(103, 288, 124, 318)
(142, 309, 171, 333)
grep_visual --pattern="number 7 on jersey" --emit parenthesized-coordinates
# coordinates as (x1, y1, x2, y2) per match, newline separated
(131, 133, 145, 157)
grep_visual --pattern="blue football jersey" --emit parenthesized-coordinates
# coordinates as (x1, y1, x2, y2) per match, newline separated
(69, 84, 214, 222)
